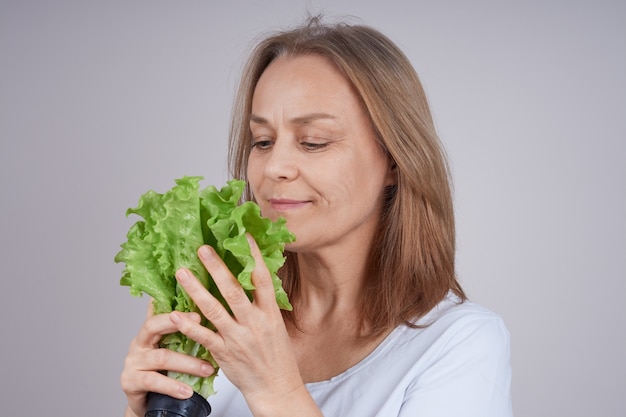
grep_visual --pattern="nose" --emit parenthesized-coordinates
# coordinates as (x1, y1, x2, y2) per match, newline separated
(263, 137, 299, 182)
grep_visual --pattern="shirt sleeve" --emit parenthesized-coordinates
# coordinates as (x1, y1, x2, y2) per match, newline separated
(398, 315, 514, 417)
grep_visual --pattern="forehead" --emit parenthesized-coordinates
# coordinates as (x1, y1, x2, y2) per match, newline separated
(251, 54, 363, 116)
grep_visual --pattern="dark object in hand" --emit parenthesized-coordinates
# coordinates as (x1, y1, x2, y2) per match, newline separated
(144, 391, 211, 417)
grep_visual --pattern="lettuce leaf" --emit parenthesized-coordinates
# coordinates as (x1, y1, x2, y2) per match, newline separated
(114, 176, 295, 398)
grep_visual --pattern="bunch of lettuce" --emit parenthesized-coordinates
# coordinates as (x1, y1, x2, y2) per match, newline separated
(114, 176, 295, 398)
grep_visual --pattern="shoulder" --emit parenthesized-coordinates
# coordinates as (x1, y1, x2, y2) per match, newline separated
(369, 292, 512, 382)
(387, 292, 512, 386)
(414, 292, 511, 348)
(390, 293, 513, 416)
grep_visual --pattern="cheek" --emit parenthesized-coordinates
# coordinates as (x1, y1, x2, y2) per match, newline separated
(349, 157, 391, 200)
(246, 158, 262, 191)
(308, 159, 353, 196)
(339, 151, 385, 188)
(247, 169, 263, 206)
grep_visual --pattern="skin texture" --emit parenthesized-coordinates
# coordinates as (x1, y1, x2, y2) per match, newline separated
(121, 54, 395, 417)
(248, 54, 395, 256)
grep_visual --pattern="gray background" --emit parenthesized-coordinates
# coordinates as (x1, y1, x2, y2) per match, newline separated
(1, 1, 624, 416)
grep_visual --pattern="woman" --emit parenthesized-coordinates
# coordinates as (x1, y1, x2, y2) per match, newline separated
(121, 17, 513, 417)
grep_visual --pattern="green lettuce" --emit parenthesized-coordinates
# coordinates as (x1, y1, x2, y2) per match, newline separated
(114, 176, 295, 398)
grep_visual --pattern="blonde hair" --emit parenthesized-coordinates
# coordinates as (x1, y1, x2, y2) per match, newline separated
(229, 16, 465, 337)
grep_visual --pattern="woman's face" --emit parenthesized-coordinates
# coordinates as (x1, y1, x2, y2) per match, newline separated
(247, 54, 395, 253)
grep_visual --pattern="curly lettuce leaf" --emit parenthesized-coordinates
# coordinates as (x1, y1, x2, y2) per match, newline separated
(114, 176, 295, 398)
(115, 176, 208, 314)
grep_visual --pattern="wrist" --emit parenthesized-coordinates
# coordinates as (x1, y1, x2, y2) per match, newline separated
(124, 405, 140, 417)
(246, 385, 323, 417)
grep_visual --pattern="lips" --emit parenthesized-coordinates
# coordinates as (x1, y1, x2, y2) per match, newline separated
(268, 198, 311, 211)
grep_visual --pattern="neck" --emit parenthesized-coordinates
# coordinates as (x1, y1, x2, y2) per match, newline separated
(288, 239, 373, 326)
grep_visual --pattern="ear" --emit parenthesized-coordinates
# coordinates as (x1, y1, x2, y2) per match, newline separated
(384, 158, 398, 187)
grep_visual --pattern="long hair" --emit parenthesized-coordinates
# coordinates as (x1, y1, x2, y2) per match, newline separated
(228, 16, 466, 337)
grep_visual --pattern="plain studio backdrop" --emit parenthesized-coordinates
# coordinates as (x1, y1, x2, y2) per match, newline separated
(1, 1, 624, 416)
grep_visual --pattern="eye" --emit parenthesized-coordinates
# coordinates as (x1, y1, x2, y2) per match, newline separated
(251, 137, 273, 151)
(301, 138, 328, 152)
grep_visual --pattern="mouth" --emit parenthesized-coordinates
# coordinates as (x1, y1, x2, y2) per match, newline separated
(268, 198, 311, 211)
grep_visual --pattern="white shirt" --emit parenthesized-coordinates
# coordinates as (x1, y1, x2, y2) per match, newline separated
(209, 292, 513, 417)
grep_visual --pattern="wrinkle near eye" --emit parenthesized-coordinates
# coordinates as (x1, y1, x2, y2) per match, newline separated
(299, 139, 328, 152)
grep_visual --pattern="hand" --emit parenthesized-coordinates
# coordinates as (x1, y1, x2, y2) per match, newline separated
(171, 234, 305, 410)
(120, 305, 215, 417)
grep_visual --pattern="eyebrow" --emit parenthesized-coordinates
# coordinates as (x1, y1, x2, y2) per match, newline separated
(250, 112, 337, 125)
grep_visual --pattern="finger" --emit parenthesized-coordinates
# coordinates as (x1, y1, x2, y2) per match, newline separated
(197, 245, 254, 318)
(170, 309, 224, 353)
(134, 312, 201, 348)
(146, 300, 154, 318)
(246, 234, 278, 310)
(122, 334, 214, 404)
(175, 266, 237, 327)
(130, 346, 214, 379)
(121, 367, 194, 402)
(122, 345, 209, 405)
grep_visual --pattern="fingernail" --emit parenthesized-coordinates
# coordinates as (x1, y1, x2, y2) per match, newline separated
(189, 312, 202, 323)
(246, 233, 256, 247)
(200, 363, 213, 376)
(175, 269, 190, 283)
(170, 311, 181, 324)
(198, 245, 214, 260)
(179, 384, 193, 397)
